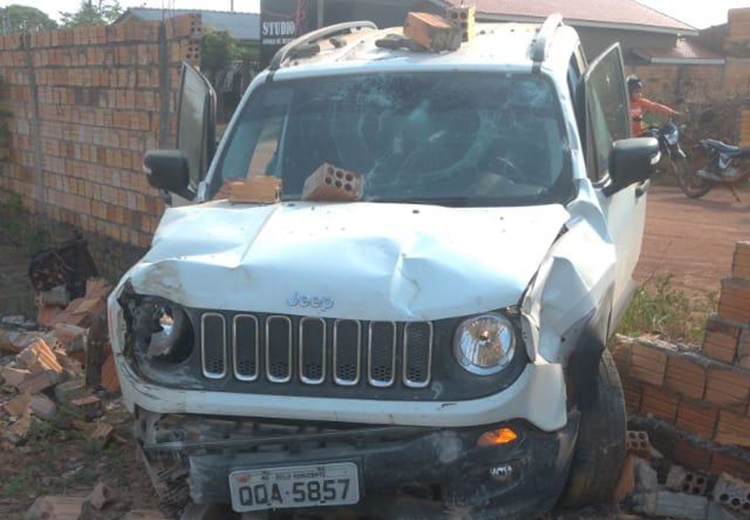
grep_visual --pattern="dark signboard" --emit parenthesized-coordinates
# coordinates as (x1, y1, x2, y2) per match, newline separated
(260, 0, 319, 68)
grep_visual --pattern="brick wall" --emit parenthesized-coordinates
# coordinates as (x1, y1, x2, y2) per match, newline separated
(0, 15, 201, 249)
(625, 61, 750, 106)
(726, 8, 750, 49)
(740, 109, 750, 146)
(613, 241, 750, 481)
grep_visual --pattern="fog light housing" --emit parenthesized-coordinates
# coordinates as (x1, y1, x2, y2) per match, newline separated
(476, 427, 518, 447)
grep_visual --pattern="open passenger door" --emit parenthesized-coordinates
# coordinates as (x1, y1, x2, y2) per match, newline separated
(576, 44, 649, 328)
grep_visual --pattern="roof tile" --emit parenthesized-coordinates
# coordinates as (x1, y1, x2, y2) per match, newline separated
(440, 0, 695, 32)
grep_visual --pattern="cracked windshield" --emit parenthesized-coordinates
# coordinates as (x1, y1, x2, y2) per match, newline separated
(215, 72, 572, 205)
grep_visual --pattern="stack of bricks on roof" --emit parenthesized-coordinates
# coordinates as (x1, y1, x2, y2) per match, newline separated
(0, 14, 202, 249)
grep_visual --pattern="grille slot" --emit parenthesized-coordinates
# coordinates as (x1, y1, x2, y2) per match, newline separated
(333, 319, 361, 386)
(201, 313, 227, 379)
(368, 322, 396, 387)
(233, 315, 259, 381)
(403, 322, 433, 388)
(266, 316, 292, 383)
(299, 317, 326, 385)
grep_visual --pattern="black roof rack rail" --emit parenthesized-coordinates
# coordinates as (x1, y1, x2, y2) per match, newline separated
(269, 21, 379, 71)
(531, 13, 563, 69)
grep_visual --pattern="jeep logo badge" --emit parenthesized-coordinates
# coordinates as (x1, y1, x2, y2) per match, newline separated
(287, 292, 335, 311)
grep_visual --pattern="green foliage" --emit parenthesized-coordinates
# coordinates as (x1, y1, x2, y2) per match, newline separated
(1, 475, 25, 497)
(616, 275, 717, 346)
(60, 0, 123, 28)
(0, 4, 57, 33)
(201, 27, 238, 81)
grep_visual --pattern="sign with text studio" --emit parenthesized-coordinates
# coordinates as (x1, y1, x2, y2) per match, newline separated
(261, 0, 320, 68)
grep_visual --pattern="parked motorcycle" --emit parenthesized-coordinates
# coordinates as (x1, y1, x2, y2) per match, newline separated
(680, 139, 750, 199)
(640, 120, 688, 185)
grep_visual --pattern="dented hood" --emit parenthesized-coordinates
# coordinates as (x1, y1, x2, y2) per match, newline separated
(126, 201, 570, 321)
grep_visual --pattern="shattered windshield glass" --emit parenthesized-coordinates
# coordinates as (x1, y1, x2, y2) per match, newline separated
(213, 72, 573, 206)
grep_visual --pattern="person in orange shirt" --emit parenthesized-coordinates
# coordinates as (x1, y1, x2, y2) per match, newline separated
(627, 74, 679, 137)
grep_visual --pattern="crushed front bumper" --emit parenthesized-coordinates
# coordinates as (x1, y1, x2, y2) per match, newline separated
(139, 410, 579, 520)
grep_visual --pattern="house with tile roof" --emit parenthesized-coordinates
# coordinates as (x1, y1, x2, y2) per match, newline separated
(626, 8, 750, 106)
(259, 0, 701, 64)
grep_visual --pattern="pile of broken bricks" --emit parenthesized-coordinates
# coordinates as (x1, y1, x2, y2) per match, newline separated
(26, 482, 171, 520)
(611, 240, 750, 520)
(0, 277, 120, 447)
(615, 430, 750, 519)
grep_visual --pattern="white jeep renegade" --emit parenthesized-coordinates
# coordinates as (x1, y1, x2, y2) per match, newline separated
(108, 14, 658, 519)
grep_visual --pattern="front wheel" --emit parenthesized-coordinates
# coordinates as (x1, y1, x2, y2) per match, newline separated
(558, 350, 626, 509)
(678, 156, 714, 199)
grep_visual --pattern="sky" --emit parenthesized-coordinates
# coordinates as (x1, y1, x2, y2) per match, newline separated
(0, 0, 747, 29)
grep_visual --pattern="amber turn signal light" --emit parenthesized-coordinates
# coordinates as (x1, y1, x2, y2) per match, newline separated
(476, 427, 518, 447)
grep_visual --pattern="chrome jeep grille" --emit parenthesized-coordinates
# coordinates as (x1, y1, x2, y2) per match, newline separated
(199, 313, 433, 389)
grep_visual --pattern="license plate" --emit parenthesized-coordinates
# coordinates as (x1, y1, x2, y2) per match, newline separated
(229, 462, 360, 512)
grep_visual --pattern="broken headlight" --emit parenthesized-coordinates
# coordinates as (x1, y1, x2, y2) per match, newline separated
(130, 296, 194, 363)
(453, 313, 516, 376)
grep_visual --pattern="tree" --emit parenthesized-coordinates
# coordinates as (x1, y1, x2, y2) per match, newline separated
(60, 0, 123, 28)
(201, 28, 238, 83)
(0, 5, 57, 33)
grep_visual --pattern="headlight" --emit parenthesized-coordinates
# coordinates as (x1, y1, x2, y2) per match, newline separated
(130, 296, 194, 363)
(665, 130, 678, 145)
(453, 313, 516, 375)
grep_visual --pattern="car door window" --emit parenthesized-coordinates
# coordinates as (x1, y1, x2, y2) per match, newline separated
(177, 63, 216, 193)
(578, 44, 629, 182)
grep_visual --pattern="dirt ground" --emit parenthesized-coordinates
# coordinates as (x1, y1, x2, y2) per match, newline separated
(1, 184, 748, 519)
(0, 405, 160, 520)
(635, 185, 750, 295)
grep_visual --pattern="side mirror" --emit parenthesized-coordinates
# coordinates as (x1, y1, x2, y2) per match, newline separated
(143, 150, 193, 200)
(604, 137, 659, 196)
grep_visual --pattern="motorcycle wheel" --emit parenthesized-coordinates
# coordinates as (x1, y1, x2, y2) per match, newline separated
(677, 159, 714, 199)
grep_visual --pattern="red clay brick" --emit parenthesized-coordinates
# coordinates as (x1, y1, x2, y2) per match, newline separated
(718, 277, 750, 323)
(665, 354, 707, 400)
(714, 411, 750, 449)
(611, 337, 633, 376)
(631, 340, 670, 386)
(640, 384, 680, 423)
(738, 331, 750, 371)
(675, 400, 718, 440)
(710, 451, 750, 481)
(623, 383, 643, 415)
(704, 366, 750, 410)
(672, 438, 714, 473)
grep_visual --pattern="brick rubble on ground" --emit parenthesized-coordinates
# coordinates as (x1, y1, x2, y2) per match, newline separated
(0, 275, 119, 446)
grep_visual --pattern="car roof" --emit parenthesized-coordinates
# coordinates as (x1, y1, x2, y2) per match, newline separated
(267, 19, 581, 79)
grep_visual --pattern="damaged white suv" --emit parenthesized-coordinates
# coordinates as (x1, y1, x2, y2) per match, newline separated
(109, 14, 658, 519)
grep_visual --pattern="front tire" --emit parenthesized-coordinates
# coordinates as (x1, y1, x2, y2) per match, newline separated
(558, 349, 626, 509)
(668, 156, 687, 185)
(679, 154, 714, 199)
